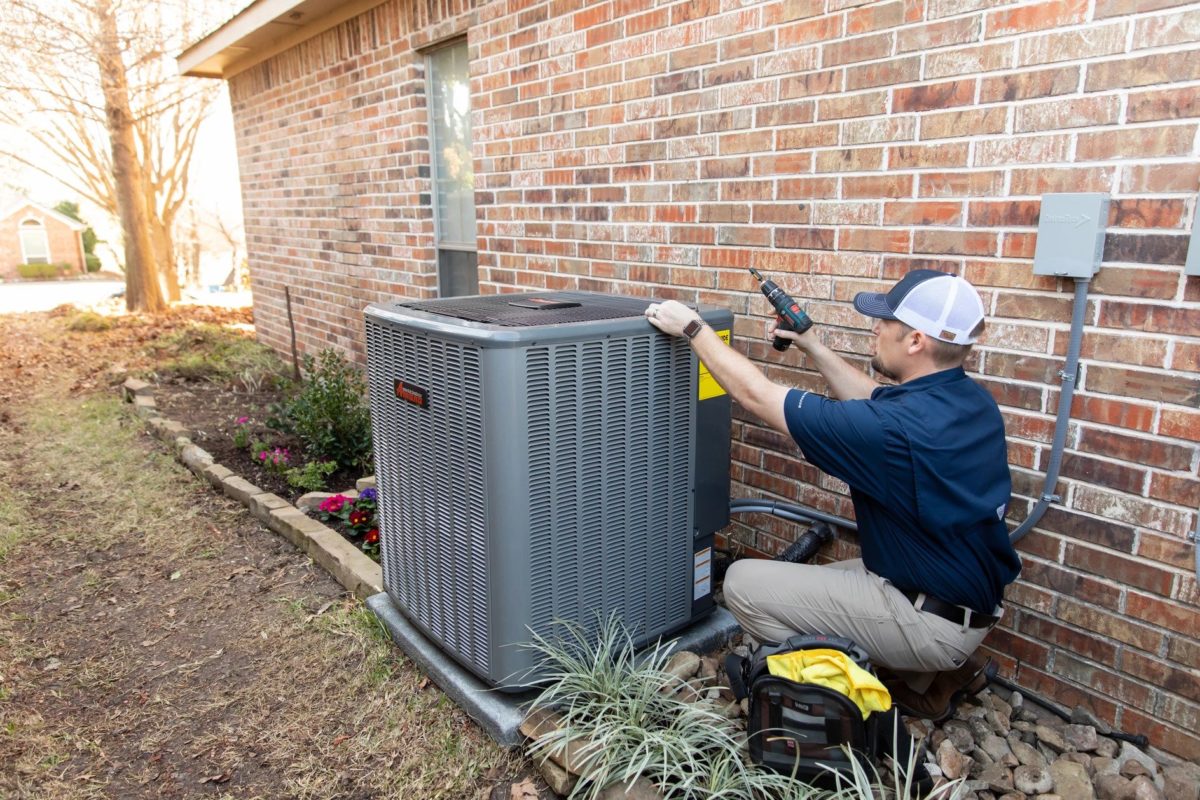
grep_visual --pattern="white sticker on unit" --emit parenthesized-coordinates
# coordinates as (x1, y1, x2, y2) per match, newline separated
(694, 547, 712, 601)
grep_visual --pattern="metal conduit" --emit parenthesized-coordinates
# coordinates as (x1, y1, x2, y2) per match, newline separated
(1009, 278, 1090, 545)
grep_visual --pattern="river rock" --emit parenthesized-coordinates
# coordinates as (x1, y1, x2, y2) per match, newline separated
(1039, 725, 1070, 753)
(662, 651, 700, 685)
(979, 764, 1015, 794)
(1117, 743, 1159, 779)
(1163, 763, 1200, 800)
(1063, 752, 1095, 776)
(1121, 761, 1152, 780)
(1010, 735, 1048, 768)
(1049, 760, 1096, 800)
(538, 758, 578, 796)
(1095, 738, 1120, 759)
(981, 734, 1018, 766)
(938, 738, 974, 780)
(597, 778, 664, 799)
(1015, 765, 1055, 795)
(944, 719, 976, 751)
(987, 707, 1012, 736)
(1096, 774, 1136, 800)
(1064, 725, 1100, 752)
(1131, 776, 1164, 800)
(1071, 706, 1114, 736)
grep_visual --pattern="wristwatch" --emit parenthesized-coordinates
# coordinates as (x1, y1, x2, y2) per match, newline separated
(682, 318, 707, 340)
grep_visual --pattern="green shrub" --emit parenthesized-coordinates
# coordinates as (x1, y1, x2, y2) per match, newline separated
(17, 262, 61, 279)
(285, 459, 338, 491)
(273, 350, 373, 473)
(85, 253, 101, 272)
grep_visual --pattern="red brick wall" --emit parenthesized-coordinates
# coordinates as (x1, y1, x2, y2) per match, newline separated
(0, 205, 85, 279)
(227, 0, 1200, 758)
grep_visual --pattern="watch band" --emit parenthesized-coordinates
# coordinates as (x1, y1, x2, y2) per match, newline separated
(683, 318, 707, 340)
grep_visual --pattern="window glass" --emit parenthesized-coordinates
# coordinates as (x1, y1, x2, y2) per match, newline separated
(19, 220, 50, 264)
(428, 40, 478, 296)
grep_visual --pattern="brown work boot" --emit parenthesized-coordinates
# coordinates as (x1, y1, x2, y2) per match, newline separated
(883, 654, 995, 722)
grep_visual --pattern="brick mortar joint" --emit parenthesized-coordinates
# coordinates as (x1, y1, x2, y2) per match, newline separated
(121, 376, 381, 600)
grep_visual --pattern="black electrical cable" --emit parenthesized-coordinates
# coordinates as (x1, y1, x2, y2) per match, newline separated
(990, 674, 1148, 749)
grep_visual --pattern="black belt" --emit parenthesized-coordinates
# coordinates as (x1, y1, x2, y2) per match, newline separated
(902, 590, 999, 629)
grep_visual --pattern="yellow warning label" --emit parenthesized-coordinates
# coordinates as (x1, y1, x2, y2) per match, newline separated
(698, 329, 731, 401)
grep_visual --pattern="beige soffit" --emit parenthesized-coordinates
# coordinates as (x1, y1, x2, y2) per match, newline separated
(178, 0, 390, 80)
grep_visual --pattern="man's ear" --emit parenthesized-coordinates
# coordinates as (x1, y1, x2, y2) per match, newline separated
(906, 329, 928, 356)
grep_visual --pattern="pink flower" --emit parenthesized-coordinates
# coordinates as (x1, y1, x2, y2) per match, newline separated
(258, 451, 268, 460)
(235, 416, 249, 425)
(319, 495, 347, 513)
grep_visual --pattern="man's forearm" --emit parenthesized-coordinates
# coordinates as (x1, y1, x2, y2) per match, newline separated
(795, 335, 878, 401)
(689, 326, 788, 432)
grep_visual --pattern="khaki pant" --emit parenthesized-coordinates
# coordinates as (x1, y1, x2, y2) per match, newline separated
(723, 558, 997, 691)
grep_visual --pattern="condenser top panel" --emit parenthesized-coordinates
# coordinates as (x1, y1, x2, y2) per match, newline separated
(393, 292, 648, 327)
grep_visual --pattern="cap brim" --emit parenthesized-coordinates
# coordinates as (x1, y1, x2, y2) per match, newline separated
(853, 291, 896, 320)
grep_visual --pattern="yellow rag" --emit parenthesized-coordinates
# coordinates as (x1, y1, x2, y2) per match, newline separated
(766, 648, 892, 720)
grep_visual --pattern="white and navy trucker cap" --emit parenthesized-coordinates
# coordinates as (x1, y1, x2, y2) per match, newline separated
(852, 270, 985, 345)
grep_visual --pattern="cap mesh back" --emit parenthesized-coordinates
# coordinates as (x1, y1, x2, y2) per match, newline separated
(895, 275, 983, 344)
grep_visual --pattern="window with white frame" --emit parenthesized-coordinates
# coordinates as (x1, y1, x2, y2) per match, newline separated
(19, 218, 50, 264)
(426, 39, 478, 297)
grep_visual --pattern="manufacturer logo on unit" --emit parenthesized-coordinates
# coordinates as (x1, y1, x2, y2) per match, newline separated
(394, 379, 429, 409)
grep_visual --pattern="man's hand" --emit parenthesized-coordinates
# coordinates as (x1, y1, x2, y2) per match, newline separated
(644, 300, 700, 337)
(768, 318, 811, 348)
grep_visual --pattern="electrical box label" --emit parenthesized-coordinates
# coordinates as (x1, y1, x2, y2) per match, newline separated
(698, 329, 731, 400)
(694, 547, 712, 600)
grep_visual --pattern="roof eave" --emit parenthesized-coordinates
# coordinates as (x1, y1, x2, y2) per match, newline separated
(177, 0, 389, 80)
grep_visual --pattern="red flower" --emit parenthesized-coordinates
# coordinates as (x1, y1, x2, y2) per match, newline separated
(364, 528, 379, 544)
(349, 510, 370, 527)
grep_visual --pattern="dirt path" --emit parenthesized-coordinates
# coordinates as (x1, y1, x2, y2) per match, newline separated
(0, 311, 531, 799)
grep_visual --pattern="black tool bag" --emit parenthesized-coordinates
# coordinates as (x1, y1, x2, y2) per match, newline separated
(725, 634, 892, 785)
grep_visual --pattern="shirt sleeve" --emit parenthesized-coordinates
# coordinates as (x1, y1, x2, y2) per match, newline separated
(783, 388, 889, 501)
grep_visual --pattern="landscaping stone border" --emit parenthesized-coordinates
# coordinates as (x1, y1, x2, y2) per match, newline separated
(121, 377, 383, 601)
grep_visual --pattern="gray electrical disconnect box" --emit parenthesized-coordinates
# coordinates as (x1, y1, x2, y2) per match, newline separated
(1032, 193, 1110, 278)
(1185, 199, 1200, 277)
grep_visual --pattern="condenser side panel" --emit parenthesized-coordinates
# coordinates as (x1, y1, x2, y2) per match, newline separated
(365, 318, 492, 677)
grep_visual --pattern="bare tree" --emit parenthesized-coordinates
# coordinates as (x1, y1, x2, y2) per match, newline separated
(0, 0, 234, 311)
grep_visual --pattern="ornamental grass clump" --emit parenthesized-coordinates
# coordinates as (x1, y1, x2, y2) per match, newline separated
(523, 617, 962, 800)
(523, 617, 820, 800)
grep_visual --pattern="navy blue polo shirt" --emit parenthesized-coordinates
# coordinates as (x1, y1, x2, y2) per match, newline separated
(783, 367, 1021, 614)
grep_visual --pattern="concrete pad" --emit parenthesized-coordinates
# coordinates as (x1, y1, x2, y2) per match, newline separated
(365, 594, 741, 749)
(367, 592, 535, 748)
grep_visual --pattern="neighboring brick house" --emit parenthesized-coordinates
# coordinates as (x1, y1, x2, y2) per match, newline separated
(181, 0, 1200, 758)
(0, 201, 86, 279)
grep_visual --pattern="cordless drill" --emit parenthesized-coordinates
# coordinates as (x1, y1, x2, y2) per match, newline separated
(748, 267, 813, 352)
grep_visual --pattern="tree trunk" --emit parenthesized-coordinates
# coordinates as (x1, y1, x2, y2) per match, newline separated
(151, 218, 181, 302)
(95, 0, 163, 313)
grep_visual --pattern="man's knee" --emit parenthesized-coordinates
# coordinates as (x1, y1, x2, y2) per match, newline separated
(722, 559, 754, 612)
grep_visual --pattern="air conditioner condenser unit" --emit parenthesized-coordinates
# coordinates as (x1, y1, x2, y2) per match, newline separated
(364, 292, 732, 690)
